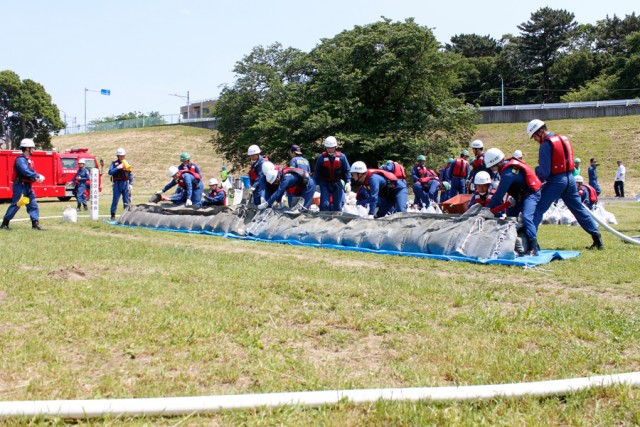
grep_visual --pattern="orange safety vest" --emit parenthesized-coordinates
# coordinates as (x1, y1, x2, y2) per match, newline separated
(501, 158, 542, 192)
(319, 151, 343, 182)
(451, 158, 469, 178)
(547, 135, 575, 175)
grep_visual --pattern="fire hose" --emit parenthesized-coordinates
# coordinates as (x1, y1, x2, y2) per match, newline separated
(587, 207, 640, 246)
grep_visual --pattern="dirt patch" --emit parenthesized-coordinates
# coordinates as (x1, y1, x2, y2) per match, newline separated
(48, 266, 91, 281)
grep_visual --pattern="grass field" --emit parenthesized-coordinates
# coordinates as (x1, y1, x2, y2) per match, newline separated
(0, 117, 638, 425)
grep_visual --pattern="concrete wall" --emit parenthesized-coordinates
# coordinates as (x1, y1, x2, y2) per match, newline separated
(168, 119, 217, 130)
(478, 105, 640, 124)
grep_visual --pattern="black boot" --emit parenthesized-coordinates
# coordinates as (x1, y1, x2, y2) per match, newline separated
(32, 220, 46, 231)
(528, 238, 539, 256)
(1, 218, 9, 230)
(586, 233, 604, 250)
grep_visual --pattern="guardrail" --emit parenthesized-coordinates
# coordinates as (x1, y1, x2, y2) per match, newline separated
(477, 98, 640, 123)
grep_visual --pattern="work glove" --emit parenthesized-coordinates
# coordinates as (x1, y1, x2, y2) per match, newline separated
(155, 190, 163, 195)
(161, 196, 169, 201)
(128, 184, 133, 192)
(249, 186, 255, 193)
(366, 214, 374, 219)
(344, 182, 351, 193)
(257, 202, 268, 210)
(36, 174, 45, 183)
(185, 199, 193, 207)
(116, 163, 124, 169)
(507, 196, 516, 207)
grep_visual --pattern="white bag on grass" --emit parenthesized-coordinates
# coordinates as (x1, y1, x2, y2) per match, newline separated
(63, 206, 77, 223)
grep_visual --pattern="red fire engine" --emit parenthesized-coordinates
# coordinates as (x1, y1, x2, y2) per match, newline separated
(0, 147, 102, 202)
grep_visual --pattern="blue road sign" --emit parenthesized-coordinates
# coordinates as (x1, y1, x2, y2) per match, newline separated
(100, 89, 111, 96)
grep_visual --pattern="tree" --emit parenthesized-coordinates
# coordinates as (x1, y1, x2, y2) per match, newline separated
(517, 7, 578, 102)
(0, 70, 64, 149)
(211, 43, 309, 167)
(212, 19, 477, 170)
(446, 34, 502, 105)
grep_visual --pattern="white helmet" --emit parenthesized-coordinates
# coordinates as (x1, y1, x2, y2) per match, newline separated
(20, 138, 36, 148)
(116, 147, 126, 156)
(262, 161, 275, 175)
(513, 149, 523, 159)
(247, 144, 261, 155)
(78, 158, 86, 164)
(470, 139, 484, 149)
(474, 171, 492, 185)
(265, 168, 279, 184)
(527, 119, 545, 138)
(167, 166, 179, 177)
(208, 178, 219, 186)
(351, 161, 367, 174)
(575, 175, 584, 183)
(484, 148, 505, 168)
(324, 136, 338, 148)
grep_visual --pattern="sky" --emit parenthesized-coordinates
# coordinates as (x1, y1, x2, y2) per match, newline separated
(3, 0, 637, 128)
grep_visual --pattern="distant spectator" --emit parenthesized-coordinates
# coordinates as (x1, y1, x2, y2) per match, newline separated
(588, 158, 601, 195)
(572, 158, 581, 177)
(614, 160, 625, 197)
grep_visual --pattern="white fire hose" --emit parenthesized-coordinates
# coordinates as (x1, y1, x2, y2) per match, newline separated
(587, 208, 640, 246)
(1, 372, 639, 418)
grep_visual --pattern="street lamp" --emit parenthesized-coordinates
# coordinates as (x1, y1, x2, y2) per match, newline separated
(499, 75, 505, 107)
(169, 91, 190, 120)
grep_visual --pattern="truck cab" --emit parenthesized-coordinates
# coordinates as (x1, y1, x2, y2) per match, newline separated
(59, 148, 102, 200)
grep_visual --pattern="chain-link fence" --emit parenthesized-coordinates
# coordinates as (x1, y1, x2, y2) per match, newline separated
(60, 115, 217, 135)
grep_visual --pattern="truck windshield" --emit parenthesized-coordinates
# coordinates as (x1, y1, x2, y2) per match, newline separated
(61, 158, 98, 169)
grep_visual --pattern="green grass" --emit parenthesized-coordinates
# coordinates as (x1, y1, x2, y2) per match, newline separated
(3, 115, 639, 424)
(0, 198, 639, 425)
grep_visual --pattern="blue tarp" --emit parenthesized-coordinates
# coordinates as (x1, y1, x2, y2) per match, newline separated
(107, 220, 579, 267)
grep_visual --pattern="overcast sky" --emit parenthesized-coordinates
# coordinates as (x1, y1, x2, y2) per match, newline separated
(3, 0, 637, 126)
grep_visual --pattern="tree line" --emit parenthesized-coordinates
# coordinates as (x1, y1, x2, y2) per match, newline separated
(212, 9, 640, 168)
(451, 8, 640, 105)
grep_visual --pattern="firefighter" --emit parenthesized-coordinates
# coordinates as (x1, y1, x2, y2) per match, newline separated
(313, 136, 351, 211)
(259, 166, 316, 209)
(1, 138, 45, 230)
(575, 176, 598, 210)
(178, 152, 202, 181)
(203, 178, 226, 206)
(247, 145, 267, 205)
(528, 119, 603, 250)
(350, 161, 407, 218)
(108, 147, 133, 220)
(411, 155, 430, 207)
(258, 161, 283, 206)
(484, 148, 542, 256)
(381, 160, 407, 185)
(468, 171, 496, 208)
(289, 144, 311, 172)
(588, 158, 601, 195)
(439, 158, 453, 202)
(446, 150, 470, 197)
(157, 165, 204, 207)
(468, 140, 492, 191)
(513, 150, 523, 160)
(413, 168, 441, 209)
(72, 158, 91, 211)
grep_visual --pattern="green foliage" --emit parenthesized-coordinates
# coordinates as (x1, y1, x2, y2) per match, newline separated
(212, 19, 477, 169)
(0, 70, 64, 149)
(561, 74, 618, 102)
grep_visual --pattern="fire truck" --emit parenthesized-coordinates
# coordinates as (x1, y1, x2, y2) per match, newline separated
(0, 147, 102, 202)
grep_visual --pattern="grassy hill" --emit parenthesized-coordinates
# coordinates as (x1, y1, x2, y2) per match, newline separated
(53, 126, 220, 195)
(52, 115, 639, 197)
